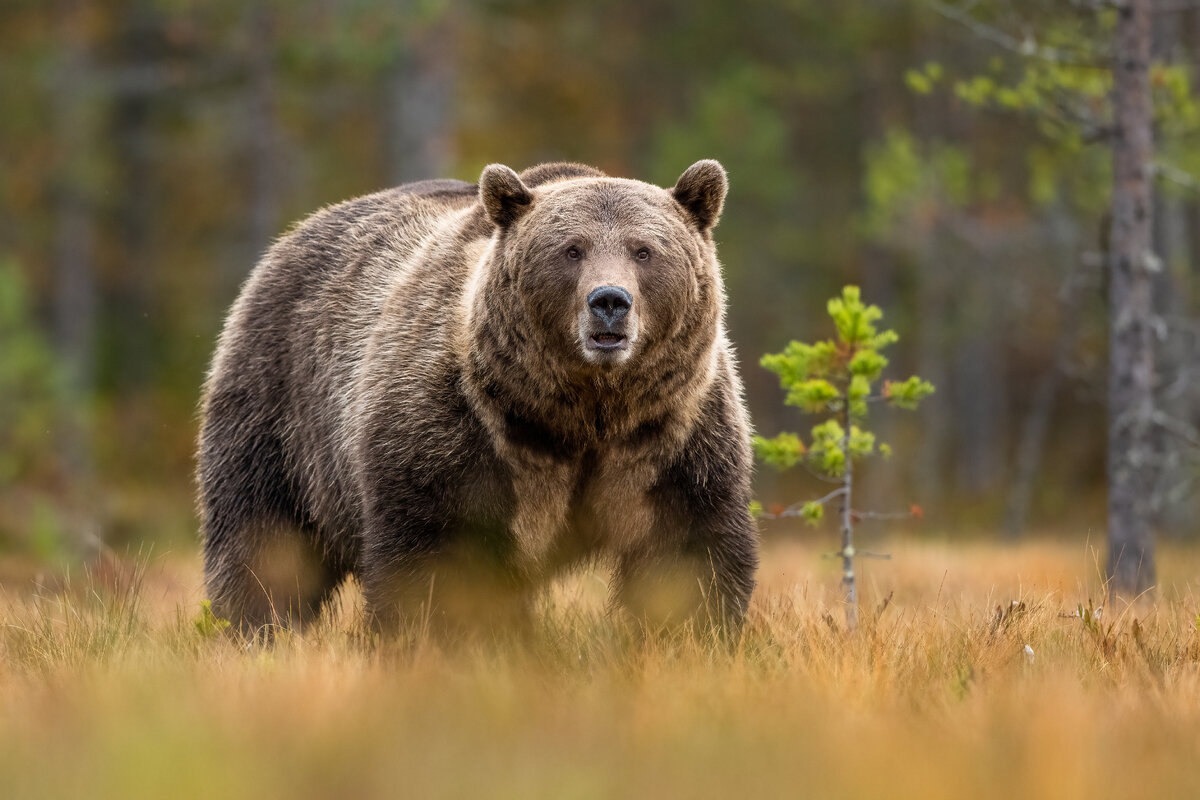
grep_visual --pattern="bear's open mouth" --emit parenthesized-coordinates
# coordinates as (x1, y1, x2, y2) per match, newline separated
(590, 332, 628, 350)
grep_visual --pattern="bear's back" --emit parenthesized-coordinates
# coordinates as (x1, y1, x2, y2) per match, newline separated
(204, 180, 487, 539)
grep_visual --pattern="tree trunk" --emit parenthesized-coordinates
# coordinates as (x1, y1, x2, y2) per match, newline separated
(1106, 0, 1157, 599)
(911, 14, 949, 512)
(953, 291, 1006, 497)
(1005, 211, 1082, 538)
(247, 4, 280, 262)
(1151, 183, 1198, 536)
(914, 235, 948, 511)
(382, 12, 455, 185)
(112, 6, 157, 389)
(51, 0, 98, 491)
(1190, 8, 1200, 314)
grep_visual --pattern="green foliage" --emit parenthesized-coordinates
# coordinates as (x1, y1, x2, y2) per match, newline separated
(753, 431, 806, 470)
(0, 260, 61, 485)
(785, 379, 840, 413)
(849, 426, 876, 460)
(193, 600, 231, 638)
(29, 502, 68, 565)
(827, 286, 895, 349)
(848, 348, 887, 380)
(761, 341, 838, 388)
(860, 129, 975, 240)
(950, 59, 1199, 144)
(913, 5, 1200, 213)
(884, 376, 936, 410)
(755, 286, 934, 481)
(861, 129, 925, 239)
(651, 62, 796, 211)
(904, 61, 944, 95)
(807, 419, 848, 476)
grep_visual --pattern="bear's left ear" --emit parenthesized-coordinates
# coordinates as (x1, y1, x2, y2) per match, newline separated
(672, 160, 728, 233)
(480, 164, 534, 228)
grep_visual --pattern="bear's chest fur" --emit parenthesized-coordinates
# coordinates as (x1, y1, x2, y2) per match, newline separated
(490, 428, 683, 572)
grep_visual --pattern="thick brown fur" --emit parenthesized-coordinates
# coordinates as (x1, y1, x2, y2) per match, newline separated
(197, 160, 758, 640)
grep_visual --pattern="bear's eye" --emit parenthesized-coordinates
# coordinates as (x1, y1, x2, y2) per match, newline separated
(635, 248, 651, 262)
(565, 245, 583, 261)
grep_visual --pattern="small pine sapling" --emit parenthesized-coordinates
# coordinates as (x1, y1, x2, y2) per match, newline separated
(753, 286, 934, 630)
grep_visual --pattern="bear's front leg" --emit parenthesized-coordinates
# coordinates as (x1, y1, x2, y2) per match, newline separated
(611, 380, 760, 642)
(612, 485, 758, 644)
(357, 504, 536, 642)
(355, 402, 535, 641)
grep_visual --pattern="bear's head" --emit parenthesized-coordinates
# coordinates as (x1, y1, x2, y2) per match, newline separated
(472, 161, 727, 384)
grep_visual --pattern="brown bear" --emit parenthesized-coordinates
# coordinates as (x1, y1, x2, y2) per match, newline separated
(197, 160, 758, 639)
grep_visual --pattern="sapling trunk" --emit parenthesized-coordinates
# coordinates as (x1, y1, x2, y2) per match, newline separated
(840, 399, 857, 630)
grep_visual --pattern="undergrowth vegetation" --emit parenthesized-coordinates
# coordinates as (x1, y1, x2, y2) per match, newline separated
(1, 540, 1199, 799)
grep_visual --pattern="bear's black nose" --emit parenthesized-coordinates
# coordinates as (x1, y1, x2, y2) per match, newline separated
(587, 286, 632, 326)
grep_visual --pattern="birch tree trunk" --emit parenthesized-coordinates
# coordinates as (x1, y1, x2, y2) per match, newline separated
(1107, 0, 1157, 598)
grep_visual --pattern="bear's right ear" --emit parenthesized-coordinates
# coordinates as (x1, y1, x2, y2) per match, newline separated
(480, 164, 533, 228)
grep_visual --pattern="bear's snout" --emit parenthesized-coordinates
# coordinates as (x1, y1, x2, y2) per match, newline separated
(581, 284, 637, 361)
(586, 286, 632, 327)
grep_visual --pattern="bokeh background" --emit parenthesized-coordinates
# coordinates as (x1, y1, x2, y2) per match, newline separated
(4, 0, 1200, 566)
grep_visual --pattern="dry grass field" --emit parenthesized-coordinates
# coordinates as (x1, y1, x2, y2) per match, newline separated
(1, 537, 1198, 799)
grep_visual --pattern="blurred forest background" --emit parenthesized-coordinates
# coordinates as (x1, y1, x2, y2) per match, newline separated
(4, 0, 1200, 567)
